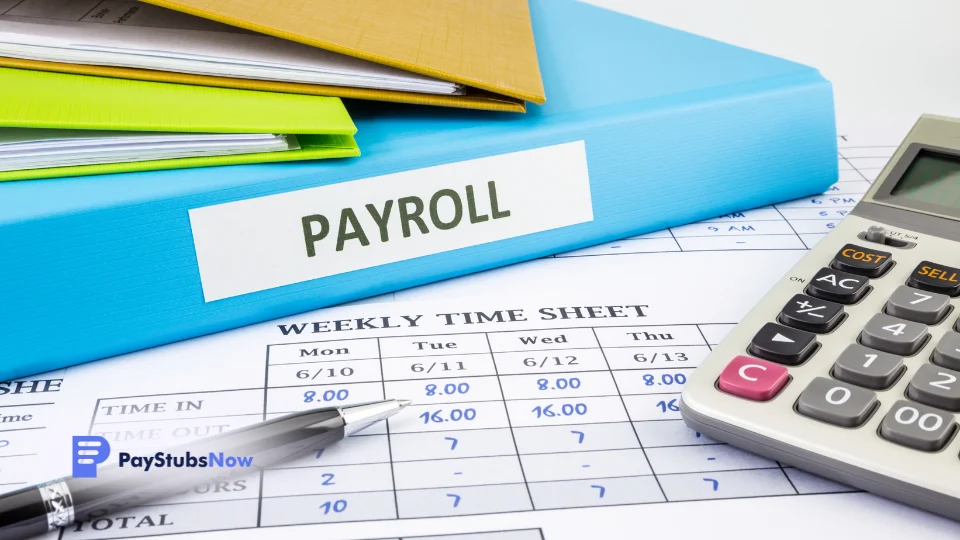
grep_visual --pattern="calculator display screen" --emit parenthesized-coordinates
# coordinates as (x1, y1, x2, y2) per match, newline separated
(890, 150, 960, 210)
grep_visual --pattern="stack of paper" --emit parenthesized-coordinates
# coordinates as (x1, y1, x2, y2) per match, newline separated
(0, 129, 299, 172)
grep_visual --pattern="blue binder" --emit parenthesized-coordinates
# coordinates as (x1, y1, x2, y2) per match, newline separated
(0, 0, 837, 381)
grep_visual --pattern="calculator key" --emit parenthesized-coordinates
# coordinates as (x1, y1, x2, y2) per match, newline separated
(747, 323, 818, 366)
(906, 364, 960, 412)
(796, 377, 878, 428)
(806, 268, 870, 304)
(778, 294, 844, 333)
(931, 332, 960, 371)
(859, 313, 929, 356)
(831, 244, 893, 278)
(879, 400, 956, 452)
(884, 285, 952, 325)
(717, 355, 790, 401)
(831, 344, 903, 390)
(906, 261, 960, 297)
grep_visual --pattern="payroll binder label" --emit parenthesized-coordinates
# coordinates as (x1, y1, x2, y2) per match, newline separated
(189, 141, 593, 301)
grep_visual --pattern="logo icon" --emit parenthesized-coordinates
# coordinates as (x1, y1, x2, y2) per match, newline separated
(72, 436, 110, 478)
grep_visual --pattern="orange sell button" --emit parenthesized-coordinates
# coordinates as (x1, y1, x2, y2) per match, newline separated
(831, 243, 893, 278)
(908, 261, 960, 297)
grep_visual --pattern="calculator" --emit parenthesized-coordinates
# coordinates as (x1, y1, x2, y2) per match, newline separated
(681, 114, 960, 520)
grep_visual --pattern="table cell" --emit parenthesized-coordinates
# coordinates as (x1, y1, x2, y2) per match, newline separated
(386, 376, 502, 405)
(671, 220, 795, 237)
(94, 389, 263, 423)
(499, 372, 617, 400)
(658, 469, 795, 501)
(677, 235, 806, 251)
(508, 396, 627, 427)
(393, 455, 524, 490)
(396, 484, 532, 518)
(390, 401, 509, 433)
(778, 207, 852, 220)
(513, 422, 638, 454)
(700, 207, 782, 221)
(259, 491, 397, 526)
(380, 334, 491, 358)
(0, 454, 41, 490)
(382, 354, 496, 382)
(800, 234, 826, 248)
(644, 444, 776, 474)
(790, 219, 841, 234)
(632, 420, 718, 448)
(160, 473, 260, 504)
(556, 237, 680, 256)
(493, 349, 608, 376)
(90, 414, 262, 449)
(521, 449, 651, 482)
(64, 499, 259, 539)
(0, 403, 53, 431)
(776, 194, 861, 208)
(268, 359, 383, 387)
(623, 394, 681, 421)
(266, 382, 383, 414)
(487, 328, 598, 352)
(268, 338, 380, 364)
(262, 463, 394, 497)
(594, 326, 706, 348)
(614, 369, 695, 395)
(603, 346, 709, 370)
(784, 467, 856, 494)
(697, 324, 736, 346)
(826, 180, 871, 194)
(390, 429, 516, 461)
(0, 427, 49, 458)
(415, 531, 544, 540)
(528, 475, 664, 510)
(273, 434, 390, 469)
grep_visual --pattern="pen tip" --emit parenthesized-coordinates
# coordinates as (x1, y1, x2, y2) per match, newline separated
(398, 399, 413, 409)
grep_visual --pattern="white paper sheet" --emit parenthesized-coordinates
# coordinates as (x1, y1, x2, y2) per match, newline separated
(0, 0, 462, 94)
(4, 129, 960, 540)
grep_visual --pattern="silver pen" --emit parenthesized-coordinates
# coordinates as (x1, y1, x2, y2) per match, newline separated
(0, 399, 411, 540)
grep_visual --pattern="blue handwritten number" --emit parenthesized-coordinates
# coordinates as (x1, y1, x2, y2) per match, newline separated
(591, 485, 605, 498)
(655, 399, 680, 412)
(321, 473, 335, 486)
(304, 389, 349, 403)
(447, 494, 461, 508)
(445, 437, 458, 450)
(319, 499, 347, 514)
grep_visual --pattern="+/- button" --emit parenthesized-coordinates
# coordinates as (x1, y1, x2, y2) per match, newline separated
(778, 294, 844, 333)
(806, 267, 870, 304)
(717, 355, 790, 401)
(907, 261, 960, 297)
(748, 323, 818, 366)
(831, 243, 893, 277)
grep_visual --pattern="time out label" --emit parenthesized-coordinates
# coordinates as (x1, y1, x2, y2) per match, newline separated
(189, 141, 593, 301)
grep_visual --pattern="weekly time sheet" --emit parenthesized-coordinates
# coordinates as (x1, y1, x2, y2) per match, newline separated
(3, 134, 960, 540)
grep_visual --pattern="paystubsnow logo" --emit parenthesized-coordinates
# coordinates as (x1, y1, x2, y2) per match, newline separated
(72, 435, 254, 477)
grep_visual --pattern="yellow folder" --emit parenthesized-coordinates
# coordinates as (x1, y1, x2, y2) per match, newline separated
(0, 0, 545, 112)
(0, 67, 359, 182)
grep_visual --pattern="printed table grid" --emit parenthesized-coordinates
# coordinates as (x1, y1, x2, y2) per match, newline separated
(554, 138, 896, 258)
(74, 323, 857, 539)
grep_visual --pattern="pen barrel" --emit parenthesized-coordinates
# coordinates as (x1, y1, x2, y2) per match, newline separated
(69, 408, 345, 522)
(0, 487, 49, 540)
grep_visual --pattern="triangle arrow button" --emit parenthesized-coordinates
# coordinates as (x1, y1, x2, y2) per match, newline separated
(772, 333, 794, 343)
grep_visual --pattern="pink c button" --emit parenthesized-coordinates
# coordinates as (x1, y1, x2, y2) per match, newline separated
(718, 355, 789, 401)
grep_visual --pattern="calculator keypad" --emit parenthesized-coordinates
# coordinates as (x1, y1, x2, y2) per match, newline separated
(884, 285, 952, 325)
(778, 294, 844, 333)
(796, 377, 877, 427)
(806, 268, 870, 304)
(831, 244, 894, 278)
(906, 364, 960, 412)
(907, 261, 960, 297)
(748, 323, 818, 366)
(932, 332, 960, 371)
(859, 313, 929, 356)
(831, 344, 903, 390)
(879, 400, 956, 452)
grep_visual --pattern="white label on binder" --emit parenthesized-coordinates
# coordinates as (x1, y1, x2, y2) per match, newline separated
(189, 141, 593, 301)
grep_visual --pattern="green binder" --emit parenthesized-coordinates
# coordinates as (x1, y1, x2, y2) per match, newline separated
(0, 67, 359, 182)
